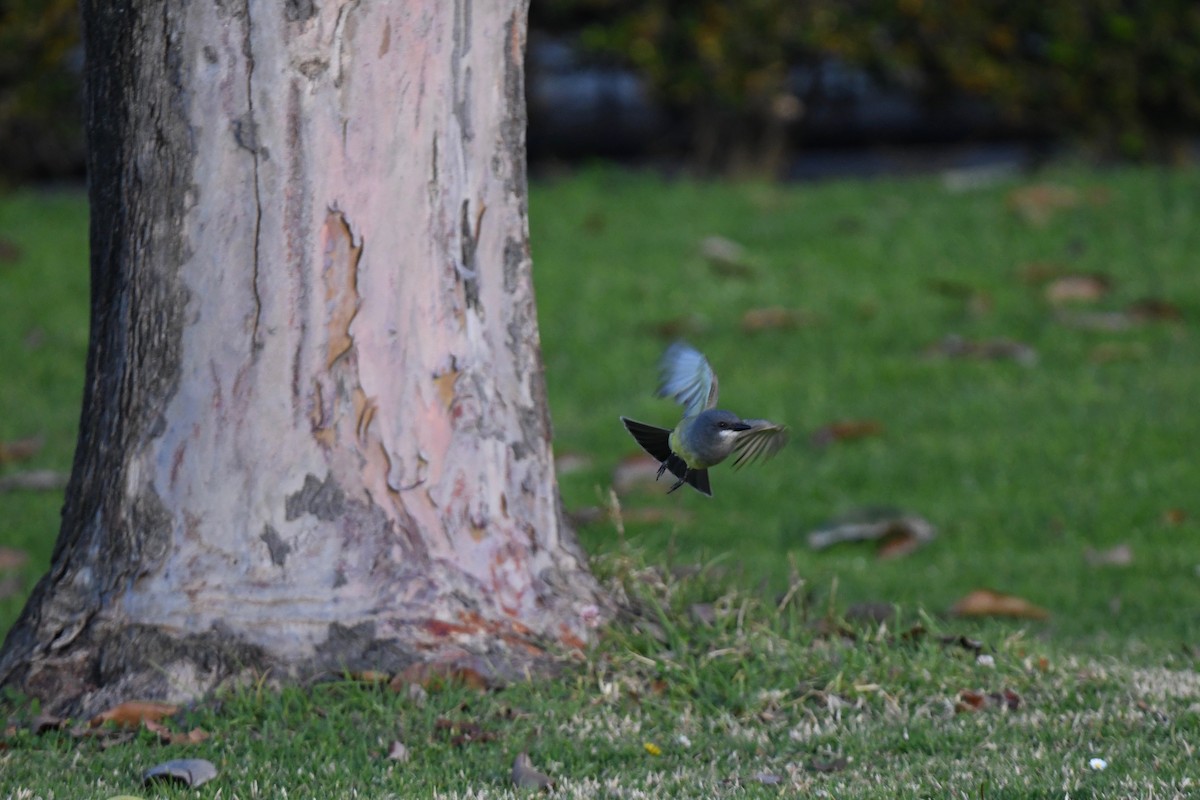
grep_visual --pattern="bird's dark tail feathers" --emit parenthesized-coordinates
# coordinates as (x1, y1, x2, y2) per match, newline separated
(620, 417, 712, 496)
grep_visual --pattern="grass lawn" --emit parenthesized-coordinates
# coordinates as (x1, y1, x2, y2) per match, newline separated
(2, 165, 1199, 796)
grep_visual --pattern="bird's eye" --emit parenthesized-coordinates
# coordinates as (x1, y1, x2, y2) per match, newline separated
(717, 422, 727, 429)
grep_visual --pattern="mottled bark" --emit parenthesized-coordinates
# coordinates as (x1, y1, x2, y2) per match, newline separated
(0, 0, 602, 716)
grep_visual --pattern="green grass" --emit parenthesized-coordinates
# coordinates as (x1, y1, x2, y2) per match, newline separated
(3, 165, 1200, 796)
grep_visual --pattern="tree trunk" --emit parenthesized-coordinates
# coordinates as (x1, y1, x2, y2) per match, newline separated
(0, 0, 602, 717)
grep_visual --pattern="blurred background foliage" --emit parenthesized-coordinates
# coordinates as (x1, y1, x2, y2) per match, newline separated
(0, 0, 84, 183)
(2, 1, 1200, 181)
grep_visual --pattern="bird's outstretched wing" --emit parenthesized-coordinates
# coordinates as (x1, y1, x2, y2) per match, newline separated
(730, 420, 789, 469)
(657, 342, 719, 418)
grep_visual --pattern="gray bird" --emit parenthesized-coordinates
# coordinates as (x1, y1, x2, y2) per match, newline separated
(620, 342, 789, 496)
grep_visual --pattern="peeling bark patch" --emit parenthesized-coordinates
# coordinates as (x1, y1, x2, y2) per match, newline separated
(132, 486, 173, 574)
(285, 473, 345, 522)
(433, 365, 460, 410)
(502, 235, 524, 294)
(323, 209, 363, 368)
(232, 112, 259, 153)
(260, 524, 291, 566)
(451, 0, 474, 142)
(501, 10, 529, 206)
(379, 17, 391, 57)
(458, 200, 485, 310)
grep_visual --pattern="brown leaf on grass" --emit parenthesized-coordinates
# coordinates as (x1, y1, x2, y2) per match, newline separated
(389, 662, 490, 693)
(512, 752, 554, 791)
(1006, 183, 1080, 226)
(806, 508, 936, 559)
(740, 306, 814, 332)
(434, 717, 497, 748)
(809, 419, 884, 449)
(951, 589, 1049, 620)
(1127, 297, 1183, 322)
(1044, 273, 1111, 304)
(90, 701, 179, 729)
(348, 669, 391, 684)
(955, 689, 987, 713)
(1162, 508, 1188, 526)
(955, 688, 1020, 714)
(924, 334, 1037, 366)
(142, 719, 210, 745)
(1084, 543, 1133, 567)
(1017, 261, 1066, 285)
(0, 547, 29, 570)
(0, 237, 23, 264)
(0, 436, 43, 465)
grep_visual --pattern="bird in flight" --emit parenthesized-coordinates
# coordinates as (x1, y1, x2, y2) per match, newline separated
(620, 342, 789, 496)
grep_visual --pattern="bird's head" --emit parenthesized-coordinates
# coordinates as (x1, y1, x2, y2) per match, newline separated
(699, 409, 751, 439)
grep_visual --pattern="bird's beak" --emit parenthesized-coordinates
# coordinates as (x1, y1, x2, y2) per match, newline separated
(732, 421, 752, 432)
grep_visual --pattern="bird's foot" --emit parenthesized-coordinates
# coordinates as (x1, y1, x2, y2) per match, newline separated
(655, 461, 669, 481)
(666, 471, 688, 494)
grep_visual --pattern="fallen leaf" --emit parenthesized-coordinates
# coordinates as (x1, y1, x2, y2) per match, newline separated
(700, 236, 754, 278)
(512, 752, 554, 791)
(142, 719, 210, 745)
(0, 547, 29, 570)
(1127, 297, 1183, 322)
(956, 688, 1020, 713)
(349, 669, 391, 684)
(0, 436, 43, 465)
(806, 508, 936, 559)
(1162, 508, 1188, 526)
(142, 758, 218, 788)
(1006, 183, 1080, 226)
(389, 662, 489, 693)
(643, 742, 662, 756)
(924, 334, 1037, 366)
(809, 419, 884, 448)
(955, 689, 987, 713)
(0, 238, 23, 264)
(1084, 543, 1133, 567)
(950, 589, 1049, 620)
(740, 306, 813, 332)
(1017, 261, 1066, 285)
(91, 701, 179, 729)
(386, 740, 410, 762)
(1044, 273, 1110, 304)
(433, 717, 497, 747)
